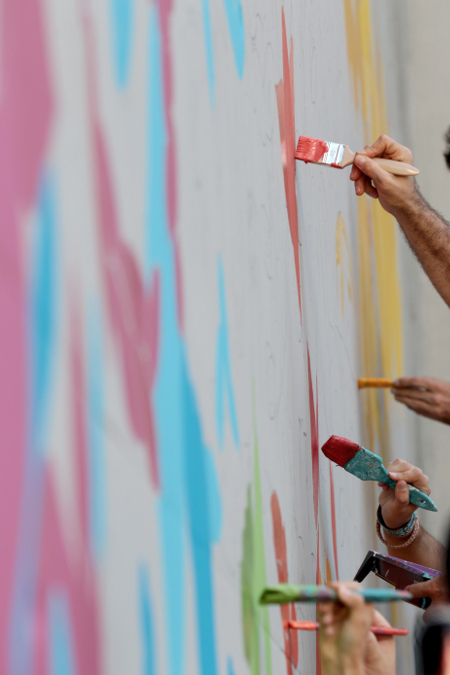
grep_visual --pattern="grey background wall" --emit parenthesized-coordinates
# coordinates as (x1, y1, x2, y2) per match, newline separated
(0, 0, 447, 673)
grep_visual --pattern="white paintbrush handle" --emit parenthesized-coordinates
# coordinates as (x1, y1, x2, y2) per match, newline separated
(372, 158, 419, 176)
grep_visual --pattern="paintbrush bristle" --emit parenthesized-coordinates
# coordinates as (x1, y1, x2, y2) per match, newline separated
(321, 435, 360, 466)
(295, 135, 346, 167)
(295, 136, 329, 163)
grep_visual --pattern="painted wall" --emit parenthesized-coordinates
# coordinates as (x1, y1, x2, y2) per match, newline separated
(0, 0, 419, 673)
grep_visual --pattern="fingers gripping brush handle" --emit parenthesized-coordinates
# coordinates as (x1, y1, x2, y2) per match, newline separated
(343, 449, 437, 512)
(321, 436, 438, 513)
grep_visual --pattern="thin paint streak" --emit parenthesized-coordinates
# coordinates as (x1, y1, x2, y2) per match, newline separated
(9, 174, 57, 675)
(0, 0, 54, 667)
(329, 462, 339, 580)
(240, 403, 272, 675)
(275, 9, 301, 319)
(109, 0, 134, 88)
(227, 657, 237, 675)
(138, 566, 156, 675)
(47, 591, 77, 675)
(216, 257, 239, 449)
(315, 530, 321, 675)
(325, 559, 332, 585)
(307, 347, 319, 527)
(270, 493, 298, 675)
(342, 0, 403, 454)
(87, 306, 106, 561)
(335, 214, 353, 319)
(223, 0, 245, 77)
(201, 0, 215, 101)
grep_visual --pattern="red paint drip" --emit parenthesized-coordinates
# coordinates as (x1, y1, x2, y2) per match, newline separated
(81, 8, 161, 489)
(329, 462, 339, 579)
(276, 9, 302, 321)
(271, 493, 298, 675)
(295, 136, 328, 163)
(307, 346, 319, 527)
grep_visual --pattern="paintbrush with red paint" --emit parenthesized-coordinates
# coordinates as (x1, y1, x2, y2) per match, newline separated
(286, 620, 408, 636)
(295, 136, 419, 176)
(321, 435, 437, 512)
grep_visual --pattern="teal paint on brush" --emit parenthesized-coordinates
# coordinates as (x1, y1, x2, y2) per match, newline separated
(259, 584, 413, 605)
(322, 435, 438, 512)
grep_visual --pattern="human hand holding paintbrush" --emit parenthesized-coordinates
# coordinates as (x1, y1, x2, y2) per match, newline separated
(318, 582, 396, 675)
(391, 376, 450, 425)
(321, 436, 437, 512)
(377, 458, 432, 529)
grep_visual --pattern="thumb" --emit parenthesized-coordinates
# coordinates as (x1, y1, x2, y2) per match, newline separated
(394, 480, 410, 505)
(354, 154, 389, 184)
(405, 579, 434, 598)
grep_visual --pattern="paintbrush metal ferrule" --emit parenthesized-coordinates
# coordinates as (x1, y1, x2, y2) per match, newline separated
(259, 584, 412, 605)
(318, 142, 345, 167)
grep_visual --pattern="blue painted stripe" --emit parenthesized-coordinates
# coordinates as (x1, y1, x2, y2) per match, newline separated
(147, 9, 185, 675)
(138, 566, 156, 675)
(31, 171, 57, 455)
(215, 258, 239, 449)
(109, 0, 134, 88)
(201, 0, 215, 101)
(47, 590, 77, 675)
(223, 0, 245, 77)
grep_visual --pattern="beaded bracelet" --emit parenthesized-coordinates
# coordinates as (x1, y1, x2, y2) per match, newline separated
(376, 514, 420, 549)
(376, 505, 416, 537)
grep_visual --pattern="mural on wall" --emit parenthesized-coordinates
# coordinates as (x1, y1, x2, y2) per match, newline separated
(0, 0, 408, 673)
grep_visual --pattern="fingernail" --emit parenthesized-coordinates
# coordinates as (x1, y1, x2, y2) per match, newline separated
(389, 472, 399, 479)
(356, 186, 362, 195)
(393, 379, 400, 386)
(355, 155, 366, 166)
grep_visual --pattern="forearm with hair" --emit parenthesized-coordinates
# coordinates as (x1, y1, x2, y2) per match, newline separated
(384, 523, 446, 572)
(396, 188, 450, 308)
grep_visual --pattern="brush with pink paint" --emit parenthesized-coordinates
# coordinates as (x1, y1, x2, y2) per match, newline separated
(295, 136, 419, 176)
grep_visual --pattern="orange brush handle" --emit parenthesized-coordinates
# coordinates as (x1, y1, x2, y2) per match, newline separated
(358, 378, 395, 389)
(287, 621, 408, 636)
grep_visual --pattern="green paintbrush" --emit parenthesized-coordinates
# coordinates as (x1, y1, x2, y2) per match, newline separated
(259, 584, 413, 605)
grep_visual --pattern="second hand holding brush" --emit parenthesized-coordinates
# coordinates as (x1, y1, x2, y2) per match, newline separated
(322, 435, 437, 512)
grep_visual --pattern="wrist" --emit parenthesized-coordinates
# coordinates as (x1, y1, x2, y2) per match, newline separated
(394, 185, 426, 221)
(378, 505, 415, 534)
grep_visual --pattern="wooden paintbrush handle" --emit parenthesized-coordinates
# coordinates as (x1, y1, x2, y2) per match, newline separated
(372, 158, 419, 176)
(358, 378, 394, 389)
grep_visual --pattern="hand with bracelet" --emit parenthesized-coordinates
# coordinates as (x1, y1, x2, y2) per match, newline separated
(377, 459, 448, 617)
